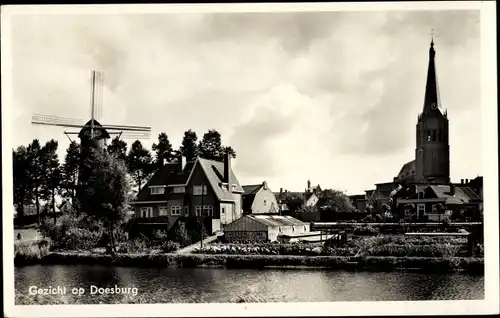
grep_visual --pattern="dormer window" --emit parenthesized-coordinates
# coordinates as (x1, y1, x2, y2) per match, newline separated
(193, 185, 208, 195)
(150, 187, 165, 195)
(173, 187, 185, 193)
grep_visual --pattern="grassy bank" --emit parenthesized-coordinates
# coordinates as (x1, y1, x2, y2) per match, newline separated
(14, 250, 484, 274)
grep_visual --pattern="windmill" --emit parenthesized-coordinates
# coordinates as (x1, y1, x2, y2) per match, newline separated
(31, 70, 152, 150)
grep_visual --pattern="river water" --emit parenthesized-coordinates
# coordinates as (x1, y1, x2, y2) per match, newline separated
(15, 265, 484, 304)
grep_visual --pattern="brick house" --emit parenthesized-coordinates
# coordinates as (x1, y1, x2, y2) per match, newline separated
(130, 153, 244, 234)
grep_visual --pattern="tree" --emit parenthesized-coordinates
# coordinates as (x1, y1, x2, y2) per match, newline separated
(41, 139, 62, 224)
(179, 129, 199, 161)
(152, 133, 174, 167)
(76, 148, 130, 253)
(126, 140, 154, 193)
(323, 190, 356, 213)
(13, 146, 32, 218)
(222, 146, 237, 159)
(26, 139, 45, 224)
(198, 129, 236, 161)
(107, 136, 128, 162)
(61, 141, 81, 203)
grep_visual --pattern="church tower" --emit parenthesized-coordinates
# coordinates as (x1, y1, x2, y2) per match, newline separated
(414, 39, 450, 184)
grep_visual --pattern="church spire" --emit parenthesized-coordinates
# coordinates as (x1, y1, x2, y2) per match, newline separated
(422, 37, 441, 115)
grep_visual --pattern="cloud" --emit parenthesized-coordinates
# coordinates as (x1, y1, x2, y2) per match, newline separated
(7, 9, 482, 194)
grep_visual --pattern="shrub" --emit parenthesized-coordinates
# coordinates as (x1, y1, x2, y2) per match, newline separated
(162, 241, 180, 253)
(14, 238, 52, 264)
(153, 230, 169, 242)
(123, 239, 148, 253)
(353, 226, 380, 236)
(172, 221, 191, 247)
(60, 228, 102, 251)
(39, 221, 64, 243)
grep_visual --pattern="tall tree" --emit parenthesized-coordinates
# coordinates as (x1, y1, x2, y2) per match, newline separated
(13, 146, 32, 219)
(107, 136, 128, 162)
(41, 139, 62, 224)
(77, 148, 130, 254)
(198, 129, 223, 161)
(126, 140, 153, 193)
(198, 129, 236, 161)
(323, 189, 356, 213)
(61, 141, 81, 203)
(179, 129, 199, 162)
(152, 133, 174, 167)
(26, 139, 44, 224)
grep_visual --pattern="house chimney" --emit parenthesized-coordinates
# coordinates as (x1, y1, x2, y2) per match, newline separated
(178, 154, 186, 172)
(263, 181, 267, 190)
(449, 183, 455, 195)
(465, 178, 469, 184)
(280, 187, 283, 193)
(224, 151, 232, 190)
(461, 179, 464, 185)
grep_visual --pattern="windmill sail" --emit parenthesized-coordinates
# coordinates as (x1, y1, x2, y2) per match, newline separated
(31, 70, 152, 148)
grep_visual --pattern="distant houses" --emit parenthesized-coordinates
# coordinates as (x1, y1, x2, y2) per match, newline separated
(396, 182, 483, 221)
(130, 153, 244, 234)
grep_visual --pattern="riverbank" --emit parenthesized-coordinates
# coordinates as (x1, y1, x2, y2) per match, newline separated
(14, 250, 484, 274)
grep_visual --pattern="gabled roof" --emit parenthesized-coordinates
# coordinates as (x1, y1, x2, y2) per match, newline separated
(274, 191, 305, 202)
(242, 184, 262, 195)
(145, 162, 196, 187)
(136, 156, 244, 202)
(136, 161, 196, 202)
(428, 185, 482, 205)
(248, 214, 306, 227)
(198, 157, 244, 202)
(241, 184, 263, 212)
(395, 160, 416, 182)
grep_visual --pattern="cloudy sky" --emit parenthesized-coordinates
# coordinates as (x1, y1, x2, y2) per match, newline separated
(6, 6, 482, 194)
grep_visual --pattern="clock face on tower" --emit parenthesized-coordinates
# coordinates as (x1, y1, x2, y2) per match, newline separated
(431, 102, 437, 109)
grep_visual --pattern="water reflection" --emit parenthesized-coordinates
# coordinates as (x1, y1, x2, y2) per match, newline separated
(15, 265, 484, 304)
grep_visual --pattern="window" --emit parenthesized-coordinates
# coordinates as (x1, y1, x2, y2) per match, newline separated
(184, 206, 189, 217)
(140, 207, 153, 218)
(431, 129, 437, 142)
(221, 207, 226, 215)
(418, 192, 425, 199)
(193, 185, 208, 195)
(150, 187, 165, 195)
(432, 204, 437, 213)
(173, 187, 185, 193)
(232, 184, 237, 191)
(263, 199, 267, 206)
(159, 206, 168, 216)
(417, 204, 425, 216)
(195, 206, 202, 216)
(171, 206, 182, 216)
(203, 205, 214, 216)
